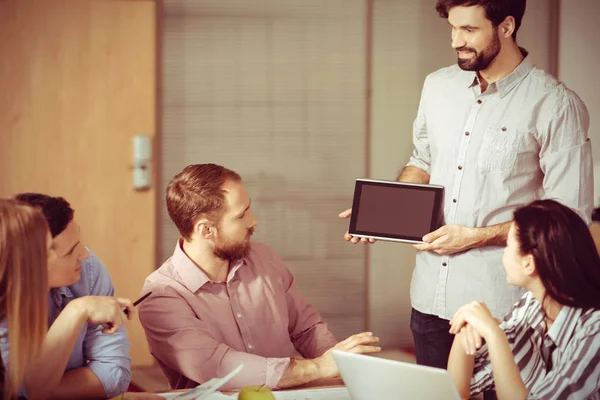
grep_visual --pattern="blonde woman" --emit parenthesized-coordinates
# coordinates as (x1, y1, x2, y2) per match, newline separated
(0, 196, 160, 400)
(0, 200, 51, 400)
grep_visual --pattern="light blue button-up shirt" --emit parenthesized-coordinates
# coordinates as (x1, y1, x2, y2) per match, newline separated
(0, 249, 131, 398)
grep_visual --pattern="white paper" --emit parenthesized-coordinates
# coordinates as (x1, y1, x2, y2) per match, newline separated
(158, 364, 244, 400)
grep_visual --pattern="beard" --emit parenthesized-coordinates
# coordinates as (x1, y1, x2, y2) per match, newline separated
(213, 227, 254, 261)
(456, 29, 501, 71)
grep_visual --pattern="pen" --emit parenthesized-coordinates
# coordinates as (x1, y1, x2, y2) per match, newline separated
(124, 291, 152, 315)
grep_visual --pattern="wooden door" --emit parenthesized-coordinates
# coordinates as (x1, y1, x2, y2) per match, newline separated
(0, 0, 156, 366)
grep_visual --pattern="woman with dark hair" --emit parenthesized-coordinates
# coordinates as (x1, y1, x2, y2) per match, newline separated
(447, 199, 600, 399)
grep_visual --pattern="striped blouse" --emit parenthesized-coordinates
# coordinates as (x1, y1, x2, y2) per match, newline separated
(470, 291, 600, 399)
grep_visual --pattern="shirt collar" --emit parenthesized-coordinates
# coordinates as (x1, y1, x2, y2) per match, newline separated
(546, 305, 582, 348)
(495, 48, 533, 98)
(50, 285, 74, 309)
(465, 74, 479, 89)
(172, 240, 246, 293)
(524, 295, 546, 338)
(463, 47, 533, 98)
(524, 295, 582, 348)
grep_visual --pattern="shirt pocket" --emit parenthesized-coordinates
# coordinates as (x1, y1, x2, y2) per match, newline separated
(477, 127, 520, 173)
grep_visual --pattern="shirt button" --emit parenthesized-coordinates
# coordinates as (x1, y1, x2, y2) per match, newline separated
(0, 338, 6, 344)
(442, 262, 447, 267)
(248, 344, 254, 350)
(477, 99, 482, 104)
(236, 312, 242, 318)
(457, 165, 463, 170)
(452, 199, 457, 203)
(465, 131, 470, 136)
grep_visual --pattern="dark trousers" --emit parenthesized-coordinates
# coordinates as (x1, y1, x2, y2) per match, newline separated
(410, 308, 497, 400)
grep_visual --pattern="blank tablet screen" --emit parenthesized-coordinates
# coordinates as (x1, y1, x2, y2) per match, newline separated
(349, 179, 444, 243)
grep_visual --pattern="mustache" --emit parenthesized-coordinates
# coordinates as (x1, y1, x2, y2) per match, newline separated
(456, 46, 476, 53)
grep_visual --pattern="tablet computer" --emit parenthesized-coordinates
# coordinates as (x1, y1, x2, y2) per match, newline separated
(348, 179, 444, 244)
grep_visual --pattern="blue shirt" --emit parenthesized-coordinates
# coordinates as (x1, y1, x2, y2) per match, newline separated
(0, 249, 132, 398)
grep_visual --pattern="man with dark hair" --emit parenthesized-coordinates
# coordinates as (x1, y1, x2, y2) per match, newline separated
(342, 0, 592, 392)
(1, 193, 134, 399)
(139, 164, 381, 391)
(435, 0, 527, 41)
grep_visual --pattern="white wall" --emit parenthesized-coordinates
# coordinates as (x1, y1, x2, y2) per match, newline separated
(557, 0, 600, 205)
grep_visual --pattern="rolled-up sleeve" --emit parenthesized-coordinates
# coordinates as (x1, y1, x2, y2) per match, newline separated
(84, 252, 132, 398)
(139, 288, 290, 391)
(539, 92, 593, 224)
(406, 78, 431, 174)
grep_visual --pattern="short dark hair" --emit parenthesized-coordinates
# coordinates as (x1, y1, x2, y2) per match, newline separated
(513, 199, 600, 310)
(12, 193, 74, 238)
(435, 0, 527, 41)
(166, 164, 242, 240)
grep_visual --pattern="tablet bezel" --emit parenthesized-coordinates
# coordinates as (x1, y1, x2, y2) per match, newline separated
(348, 178, 444, 244)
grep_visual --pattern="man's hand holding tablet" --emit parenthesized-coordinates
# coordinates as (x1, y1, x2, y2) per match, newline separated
(340, 179, 444, 245)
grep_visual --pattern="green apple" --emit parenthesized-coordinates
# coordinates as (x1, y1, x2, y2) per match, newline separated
(238, 385, 276, 400)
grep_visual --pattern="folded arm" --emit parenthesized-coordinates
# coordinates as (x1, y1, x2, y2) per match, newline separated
(447, 334, 476, 400)
(24, 302, 89, 400)
(448, 301, 529, 400)
(49, 252, 132, 399)
(48, 368, 106, 400)
(485, 332, 527, 400)
(24, 296, 132, 400)
(47, 323, 131, 400)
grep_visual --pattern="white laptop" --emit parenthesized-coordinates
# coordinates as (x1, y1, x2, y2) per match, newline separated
(332, 351, 461, 400)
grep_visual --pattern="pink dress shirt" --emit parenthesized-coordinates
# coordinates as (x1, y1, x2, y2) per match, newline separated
(138, 241, 338, 391)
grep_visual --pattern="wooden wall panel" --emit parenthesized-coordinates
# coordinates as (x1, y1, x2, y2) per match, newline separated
(0, 0, 156, 366)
